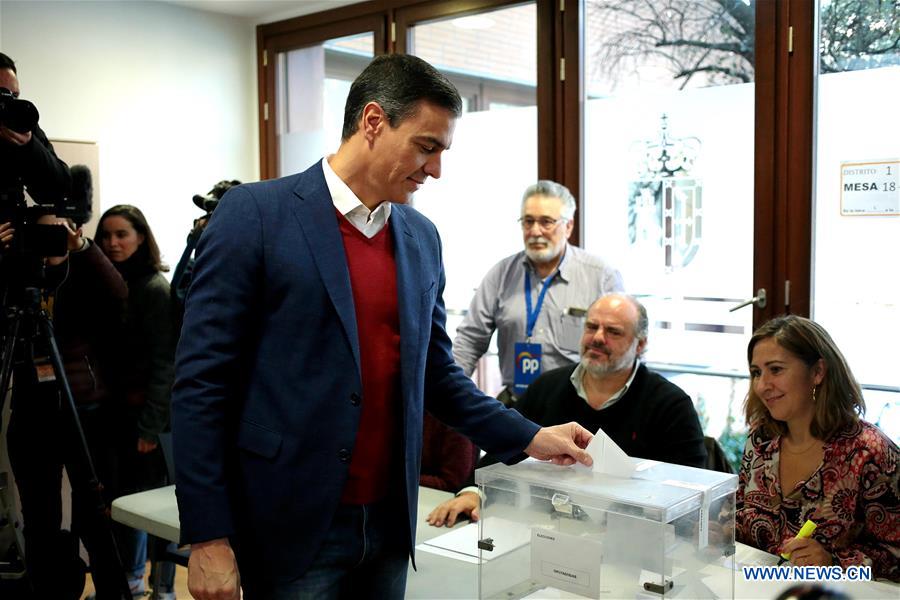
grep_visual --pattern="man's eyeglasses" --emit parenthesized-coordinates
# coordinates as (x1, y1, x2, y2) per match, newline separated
(518, 216, 567, 232)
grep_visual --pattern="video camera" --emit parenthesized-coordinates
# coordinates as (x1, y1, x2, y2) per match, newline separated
(192, 179, 241, 216)
(0, 87, 38, 134)
(0, 165, 93, 260)
(1, 88, 82, 262)
(171, 179, 241, 321)
(1, 86, 93, 262)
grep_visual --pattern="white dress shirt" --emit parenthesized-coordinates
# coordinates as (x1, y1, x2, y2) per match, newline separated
(322, 156, 391, 238)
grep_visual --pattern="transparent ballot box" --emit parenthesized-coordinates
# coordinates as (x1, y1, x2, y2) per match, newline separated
(474, 458, 738, 599)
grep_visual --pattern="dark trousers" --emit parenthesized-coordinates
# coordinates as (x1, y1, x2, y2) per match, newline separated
(7, 388, 122, 599)
(99, 405, 174, 593)
(241, 499, 409, 600)
(7, 388, 173, 598)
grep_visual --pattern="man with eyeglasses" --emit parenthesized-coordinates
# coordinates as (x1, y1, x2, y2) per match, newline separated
(453, 180, 624, 406)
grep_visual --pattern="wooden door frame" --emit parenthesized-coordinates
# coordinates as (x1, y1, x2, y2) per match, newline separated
(753, 0, 814, 328)
(257, 10, 388, 180)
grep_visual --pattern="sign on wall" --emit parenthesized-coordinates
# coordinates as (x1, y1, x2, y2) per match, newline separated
(840, 159, 899, 216)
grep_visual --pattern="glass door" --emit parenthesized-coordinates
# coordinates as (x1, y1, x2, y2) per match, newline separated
(811, 0, 900, 441)
(274, 33, 374, 177)
(395, 1, 540, 395)
(257, 12, 384, 180)
(581, 0, 760, 465)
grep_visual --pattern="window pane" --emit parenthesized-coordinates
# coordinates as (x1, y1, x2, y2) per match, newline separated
(583, 0, 756, 442)
(812, 0, 899, 441)
(275, 33, 374, 176)
(406, 4, 538, 338)
(586, 0, 755, 95)
(411, 4, 537, 111)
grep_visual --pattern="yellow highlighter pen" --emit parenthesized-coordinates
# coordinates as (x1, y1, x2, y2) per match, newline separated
(778, 520, 817, 565)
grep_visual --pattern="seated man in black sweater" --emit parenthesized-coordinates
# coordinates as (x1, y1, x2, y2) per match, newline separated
(427, 293, 707, 526)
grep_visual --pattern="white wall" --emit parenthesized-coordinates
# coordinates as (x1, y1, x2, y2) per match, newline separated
(1, 0, 258, 273)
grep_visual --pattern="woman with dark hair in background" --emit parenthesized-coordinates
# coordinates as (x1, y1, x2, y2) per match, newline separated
(96, 205, 177, 599)
(736, 315, 898, 581)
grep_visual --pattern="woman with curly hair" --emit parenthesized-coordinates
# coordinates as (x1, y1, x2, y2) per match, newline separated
(736, 315, 898, 581)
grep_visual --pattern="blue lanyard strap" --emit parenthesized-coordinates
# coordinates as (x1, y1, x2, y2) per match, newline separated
(524, 269, 555, 339)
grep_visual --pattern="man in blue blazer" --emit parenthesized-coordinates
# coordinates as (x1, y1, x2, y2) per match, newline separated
(173, 54, 593, 600)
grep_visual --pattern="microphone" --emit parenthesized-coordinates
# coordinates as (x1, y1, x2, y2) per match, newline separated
(58, 164, 93, 226)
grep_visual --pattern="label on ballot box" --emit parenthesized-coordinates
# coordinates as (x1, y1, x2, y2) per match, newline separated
(530, 529, 602, 598)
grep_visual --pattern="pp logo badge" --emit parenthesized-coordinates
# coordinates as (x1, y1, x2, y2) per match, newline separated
(513, 342, 542, 395)
(519, 354, 540, 375)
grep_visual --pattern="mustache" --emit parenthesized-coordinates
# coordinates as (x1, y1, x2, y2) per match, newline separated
(527, 236, 550, 245)
(583, 343, 610, 356)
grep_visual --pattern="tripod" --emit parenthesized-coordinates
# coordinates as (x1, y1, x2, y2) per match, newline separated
(0, 286, 132, 599)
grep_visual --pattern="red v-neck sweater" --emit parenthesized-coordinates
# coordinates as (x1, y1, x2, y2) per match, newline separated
(337, 213, 402, 504)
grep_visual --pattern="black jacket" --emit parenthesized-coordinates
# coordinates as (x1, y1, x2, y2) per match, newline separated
(513, 363, 708, 468)
(463, 363, 708, 488)
(0, 124, 70, 206)
(119, 270, 176, 443)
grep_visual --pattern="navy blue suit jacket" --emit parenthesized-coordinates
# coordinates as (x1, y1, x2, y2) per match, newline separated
(172, 161, 540, 582)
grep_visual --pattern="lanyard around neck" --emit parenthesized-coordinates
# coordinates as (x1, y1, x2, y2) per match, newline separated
(524, 269, 556, 339)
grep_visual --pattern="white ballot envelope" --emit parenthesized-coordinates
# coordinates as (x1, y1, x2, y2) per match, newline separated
(575, 427, 635, 478)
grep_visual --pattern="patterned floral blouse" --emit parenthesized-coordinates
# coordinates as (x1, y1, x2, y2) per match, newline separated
(736, 420, 899, 581)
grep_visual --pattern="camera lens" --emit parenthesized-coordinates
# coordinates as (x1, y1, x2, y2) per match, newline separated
(0, 90, 39, 134)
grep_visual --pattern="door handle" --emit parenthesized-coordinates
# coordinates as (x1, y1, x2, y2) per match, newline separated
(730, 288, 767, 312)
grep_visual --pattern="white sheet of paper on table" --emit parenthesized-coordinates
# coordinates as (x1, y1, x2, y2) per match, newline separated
(416, 516, 533, 564)
(574, 427, 635, 478)
(414, 542, 481, 564)
(732, 543, 780, 568)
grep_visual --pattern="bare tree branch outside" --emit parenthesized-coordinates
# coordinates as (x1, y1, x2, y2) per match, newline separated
(586, 0, 899, 95)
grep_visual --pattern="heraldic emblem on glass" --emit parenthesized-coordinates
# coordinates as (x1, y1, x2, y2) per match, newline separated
(628, 115, 703, 273)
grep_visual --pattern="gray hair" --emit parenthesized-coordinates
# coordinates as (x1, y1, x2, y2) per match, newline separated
(521, 180, 576, 220)
(630, 295, 649, 344)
